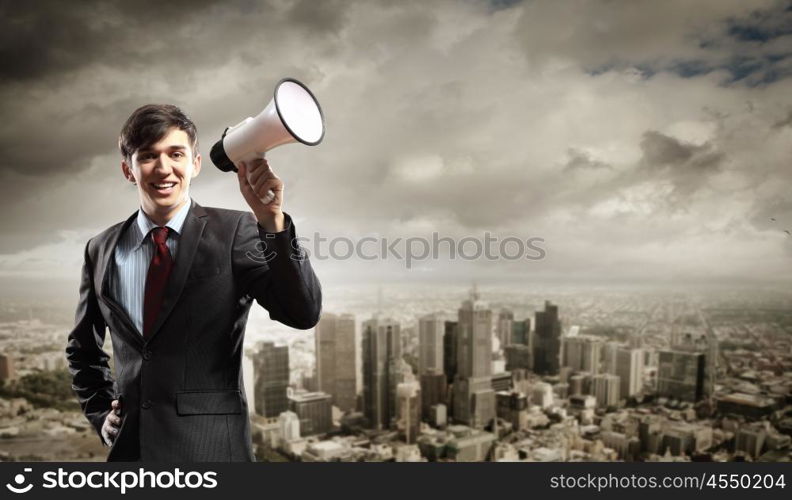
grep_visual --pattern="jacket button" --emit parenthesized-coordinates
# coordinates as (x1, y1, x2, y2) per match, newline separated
(142, 400, 152, 409)
(143, 350, 152, 361)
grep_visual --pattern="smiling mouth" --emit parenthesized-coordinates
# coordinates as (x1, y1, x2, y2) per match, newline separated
(150, 182, 178, 196)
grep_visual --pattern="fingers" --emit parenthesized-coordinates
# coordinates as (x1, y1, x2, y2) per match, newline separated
(236, 162, 249, 190)
(107, 412, 122, 426)
(247, 158, 272, 186)
(102, 418, 121, 446)
(253, 177, 283, 200)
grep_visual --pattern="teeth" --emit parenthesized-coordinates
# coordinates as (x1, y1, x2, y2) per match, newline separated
(154, 183, 175, 189)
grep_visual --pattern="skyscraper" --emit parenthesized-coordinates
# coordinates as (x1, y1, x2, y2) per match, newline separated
(496, 309, 514, 349)
(396, 368, 421, 443)
(616, 347, 644, 398)
(504, 344, 532, 371)
(603, 341, 620, 375)
(592, 373, 621, 408)
(533, 301, 561, 375)
(362, 317, 401, 430)
(443, 321, 458, 385)
(562, 335, 602, 374)
(254, 342, 289, 418)
(511, 319, 531, 346)
(453, 287, 495, 428)
(657, 350, 706, 402)
(315, 312, 358, 411)
(278, 411, 300, 443)
(0, 353, 15, 382)
(288, 391, 333, 436)
(420, 372, 447, 420)
(419, 313, 445, 376)
(418, 313, 446, 419)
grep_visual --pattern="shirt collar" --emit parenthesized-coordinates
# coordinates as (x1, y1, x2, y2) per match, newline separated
(132, 199, 192, 250)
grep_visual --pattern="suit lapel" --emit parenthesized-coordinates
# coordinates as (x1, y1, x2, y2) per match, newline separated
(99, 210, 146, 349)
(144, 201, 208, 345)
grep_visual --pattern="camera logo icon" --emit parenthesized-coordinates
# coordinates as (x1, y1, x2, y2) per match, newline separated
(5, 468, 33, 494)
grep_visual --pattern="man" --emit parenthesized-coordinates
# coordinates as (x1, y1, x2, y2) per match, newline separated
(65, 104, 321, 461)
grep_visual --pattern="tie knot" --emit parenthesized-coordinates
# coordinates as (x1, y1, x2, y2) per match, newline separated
(151, 227, 169, 245)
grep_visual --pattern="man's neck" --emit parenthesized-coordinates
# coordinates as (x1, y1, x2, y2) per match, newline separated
(142, 198, 189, 227)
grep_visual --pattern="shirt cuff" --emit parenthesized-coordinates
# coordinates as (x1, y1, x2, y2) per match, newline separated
(256, 212, 304, 263)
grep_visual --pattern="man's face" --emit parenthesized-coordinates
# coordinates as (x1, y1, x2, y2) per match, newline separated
(121, 127, 201, 214)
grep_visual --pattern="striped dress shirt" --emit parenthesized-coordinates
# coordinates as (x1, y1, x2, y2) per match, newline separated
(111, 200, 191, 336)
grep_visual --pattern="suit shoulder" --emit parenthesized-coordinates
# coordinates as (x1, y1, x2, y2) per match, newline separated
(85, 220, 126, 258)
(200, 206, 252, 224)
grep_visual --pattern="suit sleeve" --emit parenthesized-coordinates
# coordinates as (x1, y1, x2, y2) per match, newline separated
(65, 239, 115, 443)
(232, 211, 322, 330)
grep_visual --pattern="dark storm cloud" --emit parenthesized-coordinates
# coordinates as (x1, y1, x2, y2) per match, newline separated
(772, 109, 792, 128)
(563, 148, 613, 172)
(0, 0, 224, 83)
(641, 131, 702, 166)
(0, 95, 152, 176)
(639, 131, 723, 200)
(0, 0, 353, 177)
(286, 0, 349, 34)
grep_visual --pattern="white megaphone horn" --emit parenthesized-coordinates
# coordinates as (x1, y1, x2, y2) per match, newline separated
(210, 77, 325, 175)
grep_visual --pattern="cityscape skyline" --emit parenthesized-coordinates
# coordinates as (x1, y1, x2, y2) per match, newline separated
(2, 282, 789, 462)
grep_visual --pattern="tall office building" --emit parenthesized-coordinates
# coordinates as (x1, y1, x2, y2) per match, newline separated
(533, 301, 561, 375)
(735, 424, 767, 460)
(657, 350, 706, 402)
(278, 411, 300, 443)
(496, 391, 528, 430)
(671, 311, 718, 400)
(0, 353, 15, 382)
(562, 336, 602, 375)
(504, 344, 532, 371)
(288, 391, 333, 436)
(396, 369, 421, 443)
(418, 313, 447, 419)
(496, 309, 514, 349)
(453, 287, 495, 428)
(602, 341, 620, 375)
(419, 313, 445, 376)
(420, 373, 447, 421)
(443, 321, 458, 385)
(362, 317, 401, 430)
(592, 373, 621, 408)
(616, 347, 644, 398)
(511, 319, 531, 346)
(315, 312, 358, 411)
(254, 342, 289, 418)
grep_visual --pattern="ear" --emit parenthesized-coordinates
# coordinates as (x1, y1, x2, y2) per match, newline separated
(191, 152, 202, 178)
(121, 159, 137, 184)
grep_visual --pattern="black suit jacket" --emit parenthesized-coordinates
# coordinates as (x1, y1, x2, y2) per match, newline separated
(65, 200, 322, 461)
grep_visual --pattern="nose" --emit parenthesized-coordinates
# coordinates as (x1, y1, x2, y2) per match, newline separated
(154, 153, 175, 173)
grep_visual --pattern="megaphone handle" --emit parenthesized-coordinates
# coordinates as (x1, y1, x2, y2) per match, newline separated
(244, 151, 276, 205)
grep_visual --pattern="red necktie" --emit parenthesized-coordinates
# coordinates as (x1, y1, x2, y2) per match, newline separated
(143, 227, 173, 338)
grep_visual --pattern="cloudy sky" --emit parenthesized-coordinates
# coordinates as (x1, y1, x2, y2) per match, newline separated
(1, 0, 791, 298)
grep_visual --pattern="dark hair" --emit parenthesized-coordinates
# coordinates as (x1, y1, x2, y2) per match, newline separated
(118, 104, 199, 161)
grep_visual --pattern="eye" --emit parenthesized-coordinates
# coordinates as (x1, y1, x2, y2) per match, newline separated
(172, 151, 185, 159)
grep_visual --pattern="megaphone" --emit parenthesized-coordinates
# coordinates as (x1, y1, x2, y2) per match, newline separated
(210, 77, 325, 174)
